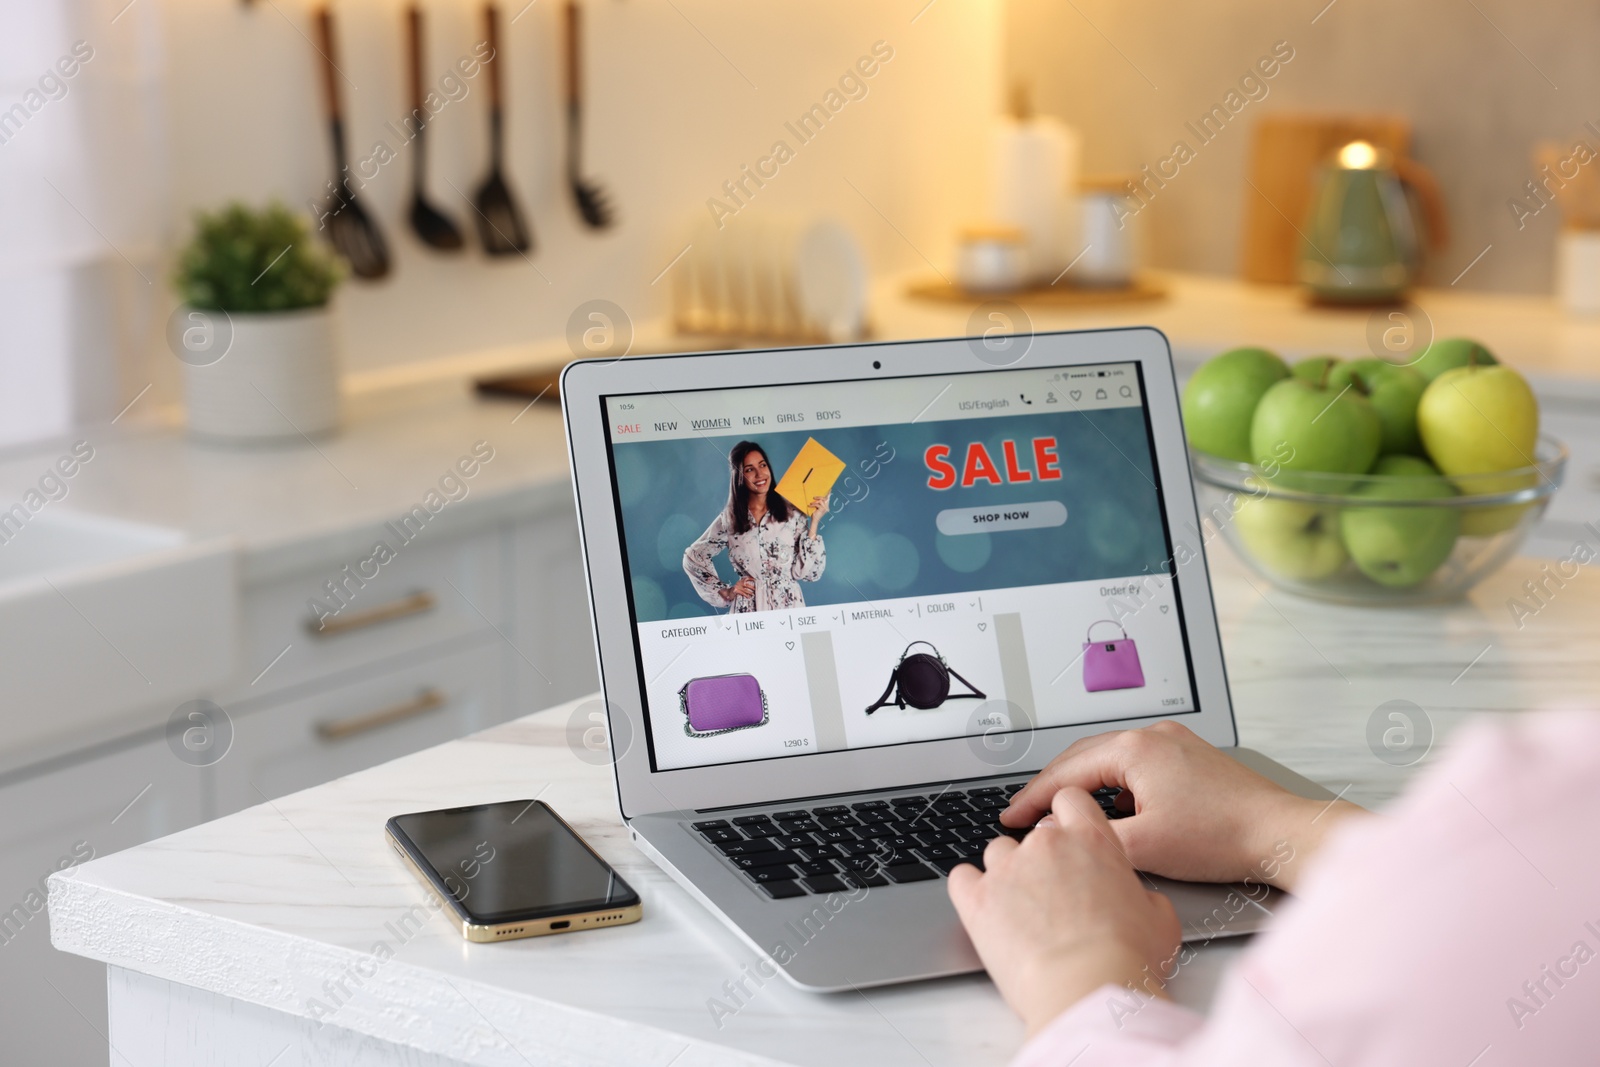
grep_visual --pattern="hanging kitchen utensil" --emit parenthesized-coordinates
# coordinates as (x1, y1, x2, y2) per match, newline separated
(313, 6, 390, 279)
(563, 0, 614, 229)
(405, 5, 464, 250)
(472, 3, 532, 256)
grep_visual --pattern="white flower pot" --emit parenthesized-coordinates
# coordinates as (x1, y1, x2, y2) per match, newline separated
(181, 307, 340, 444)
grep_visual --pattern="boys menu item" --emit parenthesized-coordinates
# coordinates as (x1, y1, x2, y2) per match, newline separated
(601, 363, 1202, 771)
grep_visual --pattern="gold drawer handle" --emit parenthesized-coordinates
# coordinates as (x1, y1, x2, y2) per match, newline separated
(315, 688, 447, 741)
(308, 591, 436, 637)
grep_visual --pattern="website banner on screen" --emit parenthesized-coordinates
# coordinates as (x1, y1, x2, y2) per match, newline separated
(602, 363, 1199, 771)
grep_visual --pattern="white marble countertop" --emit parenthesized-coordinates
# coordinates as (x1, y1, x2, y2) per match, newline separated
(342, 270, 1600, 403)
(49, 544, 1600, 1067)
(0, 381, 571, 585)
(866, 270, 1600, 396)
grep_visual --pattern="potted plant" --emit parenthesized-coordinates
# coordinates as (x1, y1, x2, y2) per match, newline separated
(172, 202, 344, 443)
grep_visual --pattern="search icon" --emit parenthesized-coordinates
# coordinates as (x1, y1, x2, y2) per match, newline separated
(1119, 385, 1133, 398)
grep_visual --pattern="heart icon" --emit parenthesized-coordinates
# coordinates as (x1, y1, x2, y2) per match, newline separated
(1070, 389, 1082, 401)
(785, 641, 795, 650)
(977, 622, 988, 632)
(1159, 605, 1170, 614)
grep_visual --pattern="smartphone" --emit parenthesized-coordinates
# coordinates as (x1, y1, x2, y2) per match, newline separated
(385, 799, 641, 943)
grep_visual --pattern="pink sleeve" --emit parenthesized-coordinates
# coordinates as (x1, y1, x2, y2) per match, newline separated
(1010, 709, 1600, 1067)
(1011, 986, 1200, 1067)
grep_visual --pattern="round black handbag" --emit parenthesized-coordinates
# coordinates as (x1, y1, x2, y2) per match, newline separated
(865, 641, 986, 714)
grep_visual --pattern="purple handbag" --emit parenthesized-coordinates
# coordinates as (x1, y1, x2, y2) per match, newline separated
(1082, 620, 1145, 692)
(679, 674, 769, 737)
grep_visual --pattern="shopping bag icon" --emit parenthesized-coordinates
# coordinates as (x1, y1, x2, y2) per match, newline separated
(775, 438, 846, 515)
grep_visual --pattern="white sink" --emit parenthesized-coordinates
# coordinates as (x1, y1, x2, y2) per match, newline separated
(0, 511, 182, 584)
(0, 511, 238, 765)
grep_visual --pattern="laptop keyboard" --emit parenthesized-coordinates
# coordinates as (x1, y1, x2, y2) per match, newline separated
(690, 784, 1132, 900)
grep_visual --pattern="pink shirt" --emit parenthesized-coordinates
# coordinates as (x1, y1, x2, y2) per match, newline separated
(1014, 710, 1600, 1066)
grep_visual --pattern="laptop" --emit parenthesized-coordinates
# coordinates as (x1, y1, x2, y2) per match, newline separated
(560, 327, 1336, 992)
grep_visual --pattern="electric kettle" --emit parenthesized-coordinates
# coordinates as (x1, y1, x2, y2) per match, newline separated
(1299, 140, 1448, 303)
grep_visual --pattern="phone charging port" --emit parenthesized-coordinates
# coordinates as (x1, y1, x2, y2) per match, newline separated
(550, 920, 571, 930)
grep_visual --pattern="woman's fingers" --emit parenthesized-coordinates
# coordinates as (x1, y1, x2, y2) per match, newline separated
(982, 832, 1020, 869)
(945, 860, 983, 912)
(1049, 785, 1122, 847)
(1001, 731, 1130, 826)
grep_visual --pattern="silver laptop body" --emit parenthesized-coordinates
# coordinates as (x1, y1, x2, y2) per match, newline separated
(561, 328, 1335, 991)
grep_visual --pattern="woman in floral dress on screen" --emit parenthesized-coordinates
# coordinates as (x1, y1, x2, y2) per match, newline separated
(684, 440, 828, 613)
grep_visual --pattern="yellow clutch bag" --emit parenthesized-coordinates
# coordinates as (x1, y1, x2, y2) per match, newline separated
(775, 438, 846, 515)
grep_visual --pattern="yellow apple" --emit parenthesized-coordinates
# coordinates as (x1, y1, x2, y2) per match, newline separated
(1233, 491, 1348, 581)
(1417, 365, 1540, 535)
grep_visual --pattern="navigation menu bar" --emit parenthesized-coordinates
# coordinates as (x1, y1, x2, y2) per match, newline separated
(605, 363, 1142, 443)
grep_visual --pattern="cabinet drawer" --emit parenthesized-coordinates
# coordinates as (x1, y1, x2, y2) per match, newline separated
(1, 738, 204, 1066)
(214, 641, 504, 816)
(510, 510, 598, 707)
(227, 526, 507, 701)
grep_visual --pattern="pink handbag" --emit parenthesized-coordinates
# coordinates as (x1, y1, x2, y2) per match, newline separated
(679, 674, 769, 737)
(1082, 620, 1145, 692)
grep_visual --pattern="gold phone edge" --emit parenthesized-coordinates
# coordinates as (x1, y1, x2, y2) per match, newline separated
(385, 827, 643, 944)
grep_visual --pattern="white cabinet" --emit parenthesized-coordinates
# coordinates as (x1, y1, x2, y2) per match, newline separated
(207, 511, 595, 815)
(19, 506, 594, 1063)
(214, 640, 504, 815)
(219, 524, 508, 705)
(1529, 397, 1600, 558)
(1, 737, 204, 1067)
(510, 507, 599, 712)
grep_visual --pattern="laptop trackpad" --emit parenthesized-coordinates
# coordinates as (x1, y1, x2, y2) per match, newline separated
(1149, 872, 1278, 941)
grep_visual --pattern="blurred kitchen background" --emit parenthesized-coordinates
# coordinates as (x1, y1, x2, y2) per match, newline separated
(8, 1, 1600, 1062)
(9, 0, 1600, 446)
(5, 0, 1000, 443)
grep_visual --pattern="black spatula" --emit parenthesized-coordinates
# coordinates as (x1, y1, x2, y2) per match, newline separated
(406, 5, 464, 250)
(313, 7, 390, 279)
(563, 0, 614, 229)
(472, 3, 532, 256)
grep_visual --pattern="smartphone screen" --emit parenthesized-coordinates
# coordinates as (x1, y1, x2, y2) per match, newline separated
(388, 800, 638, 925)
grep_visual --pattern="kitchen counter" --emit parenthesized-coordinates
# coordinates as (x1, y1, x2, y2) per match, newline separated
(48, 545, 1600, 1067)
(0, 380, 572, 586)
(4, 267, 1595, 591)
(869, 270, 1600, 391)
(337, 270, 1600, 403)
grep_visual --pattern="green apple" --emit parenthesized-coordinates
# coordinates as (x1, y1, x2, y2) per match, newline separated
(1327, 359, 1428, 455)
(1339, 455, 1460, 587)
(1233, 490, 1347, 580)
(1409, 337, 1497, 382)
(1291, 355, 1341, 384)
(1250, 378, 1383, 482)
(1417, 365, 1540, 535)
(1182, 347, 1291, 461)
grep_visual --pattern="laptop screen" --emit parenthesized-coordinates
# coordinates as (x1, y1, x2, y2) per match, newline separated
(601, 361, 1200, 772)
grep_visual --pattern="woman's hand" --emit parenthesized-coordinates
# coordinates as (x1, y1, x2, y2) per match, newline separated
(1002, 721, 1363, 892)
(807, 496, 829, 536)
(949, 787, 1181, 1036)
(721, 576, 756, 602)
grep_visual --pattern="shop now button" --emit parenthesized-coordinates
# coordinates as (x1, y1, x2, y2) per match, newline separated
(936, 501, 1068, 535)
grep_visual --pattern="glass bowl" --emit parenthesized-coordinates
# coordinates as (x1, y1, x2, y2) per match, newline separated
(1190, 436, 1568, 605)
